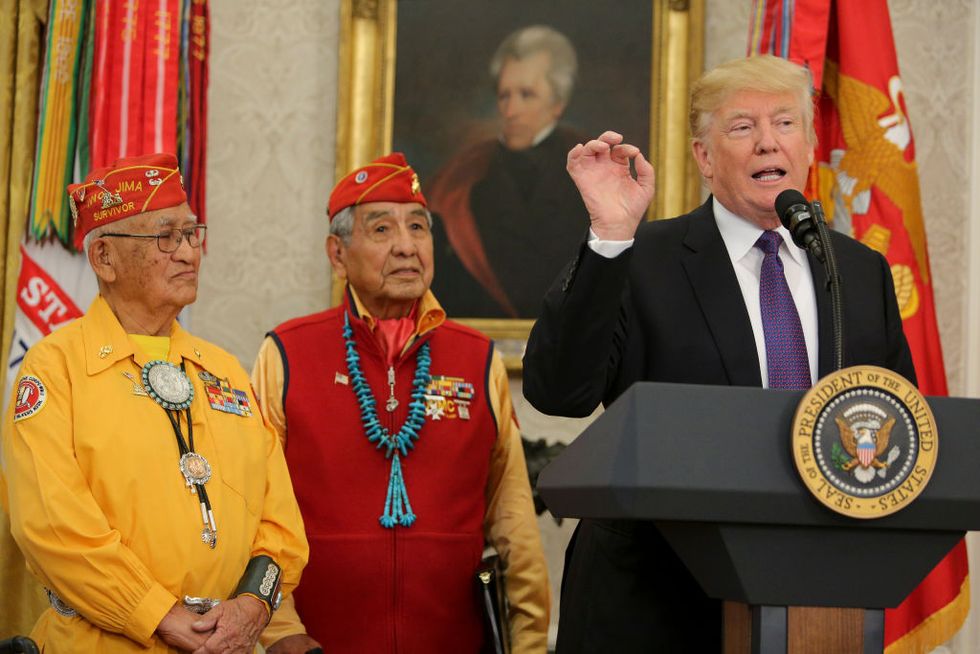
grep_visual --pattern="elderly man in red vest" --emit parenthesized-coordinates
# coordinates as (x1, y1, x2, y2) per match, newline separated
(252, 153, 550, 654)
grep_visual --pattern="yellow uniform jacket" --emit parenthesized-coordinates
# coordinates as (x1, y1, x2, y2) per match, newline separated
(0, 296, 308, 652)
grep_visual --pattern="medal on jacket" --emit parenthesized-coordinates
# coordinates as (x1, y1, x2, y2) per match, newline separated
(141, 360, 217, 549)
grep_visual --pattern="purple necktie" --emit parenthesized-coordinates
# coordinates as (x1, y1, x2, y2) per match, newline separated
(756, 231, 811, 390)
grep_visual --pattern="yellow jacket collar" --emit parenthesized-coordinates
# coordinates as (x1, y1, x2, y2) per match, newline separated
(346, 286, 445, 338)
(81, 296, 211, 374)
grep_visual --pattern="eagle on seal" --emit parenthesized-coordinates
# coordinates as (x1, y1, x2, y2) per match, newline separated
(836, 413, 896, 483)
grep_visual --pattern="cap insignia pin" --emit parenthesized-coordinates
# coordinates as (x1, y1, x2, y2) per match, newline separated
(95, 180, 123, 209)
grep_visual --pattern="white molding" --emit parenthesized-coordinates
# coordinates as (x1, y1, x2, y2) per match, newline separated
(966, 3, 980, 398)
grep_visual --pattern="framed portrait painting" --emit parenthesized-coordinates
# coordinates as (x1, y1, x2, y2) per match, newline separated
(335, 0, 704, 367)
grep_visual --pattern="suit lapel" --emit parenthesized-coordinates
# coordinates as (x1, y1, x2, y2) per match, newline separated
(680, 202, 762, 387)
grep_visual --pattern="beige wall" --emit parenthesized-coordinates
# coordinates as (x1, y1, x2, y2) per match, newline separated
(195, 0, 339, 363)
(199, 0, 979, 648)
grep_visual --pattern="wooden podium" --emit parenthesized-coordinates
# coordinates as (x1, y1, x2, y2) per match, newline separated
(537, 382, 980, 653)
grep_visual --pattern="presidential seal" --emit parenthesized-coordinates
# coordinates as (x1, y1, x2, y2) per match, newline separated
(791, 365, 937, 519)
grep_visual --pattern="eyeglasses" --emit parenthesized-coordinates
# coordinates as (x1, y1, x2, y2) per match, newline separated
(99, 225, 208, 253)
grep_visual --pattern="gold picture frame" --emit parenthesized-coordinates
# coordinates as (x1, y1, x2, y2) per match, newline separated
(333, 0, 704, 369)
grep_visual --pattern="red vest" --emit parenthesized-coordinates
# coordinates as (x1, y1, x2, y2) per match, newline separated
(273, 303, 497, 654)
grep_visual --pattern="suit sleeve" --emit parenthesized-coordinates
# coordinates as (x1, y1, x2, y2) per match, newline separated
(522, 242, 634, 417)
(484, 349, 550, 653)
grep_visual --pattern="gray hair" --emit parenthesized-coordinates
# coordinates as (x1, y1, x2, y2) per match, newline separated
(83, 224, 111, 254)
(490, 25, 578, 106)
(329, 205, 434, 246)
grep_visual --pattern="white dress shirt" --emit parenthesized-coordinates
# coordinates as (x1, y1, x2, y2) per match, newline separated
(587, 197, 819, 387)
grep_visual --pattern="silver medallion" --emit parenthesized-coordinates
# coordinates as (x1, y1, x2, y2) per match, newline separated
(386, 397, 399, 412)
(179, 452, 212, 486)
(142, 360, 194, 410)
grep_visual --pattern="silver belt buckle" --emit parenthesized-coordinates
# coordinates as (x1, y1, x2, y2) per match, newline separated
(183, 595, 221, 614)
(46, 588, 79, 617)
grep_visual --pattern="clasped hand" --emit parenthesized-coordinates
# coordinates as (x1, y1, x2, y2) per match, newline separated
(156, 595, 269, 653)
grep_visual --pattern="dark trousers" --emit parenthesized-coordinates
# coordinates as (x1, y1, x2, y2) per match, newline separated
(555, 519, 721, 653)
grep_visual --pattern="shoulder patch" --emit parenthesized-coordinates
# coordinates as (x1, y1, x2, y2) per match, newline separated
(14, 376, 47, 422)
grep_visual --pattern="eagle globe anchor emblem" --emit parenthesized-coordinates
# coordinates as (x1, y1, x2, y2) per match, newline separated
(834, 403, 901, 483)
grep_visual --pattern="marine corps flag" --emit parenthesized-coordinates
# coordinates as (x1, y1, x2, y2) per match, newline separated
(750, 1, 968, 652)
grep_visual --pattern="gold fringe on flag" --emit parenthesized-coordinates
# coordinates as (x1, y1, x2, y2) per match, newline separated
(885, 575, 971, 654)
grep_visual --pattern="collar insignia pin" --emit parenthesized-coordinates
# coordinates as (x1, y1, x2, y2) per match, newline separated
(335, 372, 349, 385)
(123, 371, 148, 396)
(98, 345, 113, 359)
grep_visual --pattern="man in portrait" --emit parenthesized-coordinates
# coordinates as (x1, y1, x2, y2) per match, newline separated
(427, 25, 590, 318)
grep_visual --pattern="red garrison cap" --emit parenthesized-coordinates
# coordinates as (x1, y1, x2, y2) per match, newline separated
(68, 153, 187, 250)
(328, 152, 427, 219)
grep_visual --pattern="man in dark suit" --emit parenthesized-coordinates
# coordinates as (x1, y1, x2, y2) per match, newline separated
(522, 55, 915, 652)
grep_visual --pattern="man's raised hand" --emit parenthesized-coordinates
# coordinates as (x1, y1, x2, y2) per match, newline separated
(566, 130, 655, 241)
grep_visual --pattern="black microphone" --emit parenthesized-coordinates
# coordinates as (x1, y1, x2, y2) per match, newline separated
(775, 189, 824, 263)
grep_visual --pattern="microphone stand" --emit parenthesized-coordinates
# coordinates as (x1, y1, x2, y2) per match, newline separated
(811, 200, 844, 372)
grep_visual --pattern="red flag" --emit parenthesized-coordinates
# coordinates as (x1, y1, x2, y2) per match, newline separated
(89, 0, 182, 169)
(750, 1, 968, 651)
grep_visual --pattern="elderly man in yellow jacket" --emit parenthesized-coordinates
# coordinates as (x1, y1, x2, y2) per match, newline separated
(0, 153, 308, 653)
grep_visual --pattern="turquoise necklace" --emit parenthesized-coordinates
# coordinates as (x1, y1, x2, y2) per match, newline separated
(343, 311, 430, 528)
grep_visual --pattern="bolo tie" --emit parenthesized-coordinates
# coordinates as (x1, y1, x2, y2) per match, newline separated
(141, 359, 217, 548)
